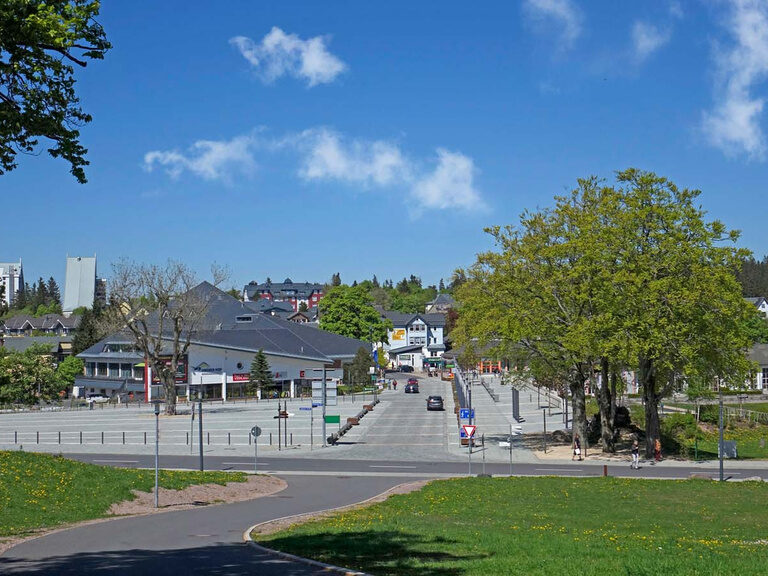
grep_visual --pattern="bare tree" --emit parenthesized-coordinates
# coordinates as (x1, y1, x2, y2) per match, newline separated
(103, 260, 228, 415)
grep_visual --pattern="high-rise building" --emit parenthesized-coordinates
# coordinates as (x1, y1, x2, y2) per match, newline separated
(63, 256, 105, 316)
(0, 260, 24, 308)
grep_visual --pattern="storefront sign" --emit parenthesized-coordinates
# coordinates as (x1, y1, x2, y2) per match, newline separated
(232, 373, 249, 382)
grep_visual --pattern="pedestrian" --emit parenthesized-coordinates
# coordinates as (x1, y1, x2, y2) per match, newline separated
(654, 438, 662, 462)
(572, 433, 582, 461)
(631, 439, 639, 469)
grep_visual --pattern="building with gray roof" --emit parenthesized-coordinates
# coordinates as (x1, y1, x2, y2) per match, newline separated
(75, 282, 368, 400)
(242, 278, 324, 312)
(379, 310, 446, 371)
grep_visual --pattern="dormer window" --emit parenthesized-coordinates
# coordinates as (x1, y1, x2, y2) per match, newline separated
(236, 315, 253, 323)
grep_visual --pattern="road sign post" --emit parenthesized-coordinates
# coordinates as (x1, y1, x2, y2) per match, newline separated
(462, 424, 476, 476)
(250, 426, 261, 474)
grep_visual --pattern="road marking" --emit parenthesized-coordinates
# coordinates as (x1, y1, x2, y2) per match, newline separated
(535, 468, 582, 472)
(92, 459, 139, 464)
(369, 465, 417, 469)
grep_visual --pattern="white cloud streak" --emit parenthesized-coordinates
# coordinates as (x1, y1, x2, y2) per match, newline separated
(522, 0, 583, 50)
(230, 27, 347, 87)
(631, 22, 671, 62)
(143, 135, 257, 182)
(144, 128, 485, 213)
(296, 129, 483, 213)
(702, 0, 768, 159)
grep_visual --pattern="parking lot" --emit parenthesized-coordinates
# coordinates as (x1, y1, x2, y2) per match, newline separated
(0, 392, 382, 457)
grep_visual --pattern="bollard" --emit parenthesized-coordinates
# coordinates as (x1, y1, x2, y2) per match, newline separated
(603, 464, 608, 477)
(58, 431, 61, 444)
(80, 431, 82, 444)
(14, 431, 17, 444)
(290, 433, 293, 446)
(228, 432, 231, 446)
(37, 431, 39, 444)
(207, 432, 210, 445)
(122, 431, 125, 445)
(101, 431, 104, 444)
(249, 433, 251, 445)
(186, 432, 189, 445)
(270, 432, 272, 446)
(144, 431, 147, 445)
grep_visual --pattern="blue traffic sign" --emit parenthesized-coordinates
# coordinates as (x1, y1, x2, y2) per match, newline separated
(312, 402, 323, 408)
(299, 407, 312, 411)
(459, 408, 475, 419)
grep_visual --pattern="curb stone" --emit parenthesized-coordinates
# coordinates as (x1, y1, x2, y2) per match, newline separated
(243, 480, 431, 576)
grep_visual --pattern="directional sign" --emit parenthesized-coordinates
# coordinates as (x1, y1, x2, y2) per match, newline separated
(299, 407, 312, 411)
(250, 426, 262, 438)
(324, 414, 341, 424)
(312, 402, 323, 408)
(459, 408, 475, 419)
(462, 424, 477, 438)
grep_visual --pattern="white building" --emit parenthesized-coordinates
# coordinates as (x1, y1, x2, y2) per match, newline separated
(63, 256, 105, 315)
(380, 311, 446, 371)
(0, 260, 24, 308)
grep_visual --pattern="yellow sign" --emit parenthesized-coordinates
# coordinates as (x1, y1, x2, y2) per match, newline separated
(392, 329, 406, 341)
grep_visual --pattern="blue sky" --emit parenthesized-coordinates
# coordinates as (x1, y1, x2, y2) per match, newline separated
(4, 0, 768, 291)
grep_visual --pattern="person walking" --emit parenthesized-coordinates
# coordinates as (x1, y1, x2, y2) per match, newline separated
(572, 433, 582, 461)
(654, 438, 662, 462)
(631, 439, 640, 469)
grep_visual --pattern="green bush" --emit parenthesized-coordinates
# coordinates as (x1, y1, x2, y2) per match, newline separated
(699, 405, 720, 424)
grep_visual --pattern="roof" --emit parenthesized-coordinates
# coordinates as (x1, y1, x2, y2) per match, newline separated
(380, 311, 446, 328)
(243, 299, 295, 314)
(81, 282, 367, 363)
(1, 313, 81, 331)
(387, 344, 425, 355)
(746, 297, 768, 307)
(243, 280, 323, 300)
(428, 293, 455, 306)
(749, 343, 768, 366)
(0, 336, 72, 354)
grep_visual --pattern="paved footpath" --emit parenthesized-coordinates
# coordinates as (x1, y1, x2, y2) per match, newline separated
(0, 474, 417, 575)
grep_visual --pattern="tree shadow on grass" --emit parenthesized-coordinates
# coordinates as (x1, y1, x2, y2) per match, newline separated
(0, 542, 329, 576)
(263, 530, 485, 576)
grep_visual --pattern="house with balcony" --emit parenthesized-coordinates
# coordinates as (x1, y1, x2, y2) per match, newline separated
(379, 311, 446, 371)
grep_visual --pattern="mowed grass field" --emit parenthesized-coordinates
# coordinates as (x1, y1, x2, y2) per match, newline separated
(0, 451, 245, 537)
(257, 476, 768, 576)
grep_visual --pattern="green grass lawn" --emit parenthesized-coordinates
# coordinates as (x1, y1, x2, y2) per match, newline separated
(257, 476, 768, 576)
(0, 451, 246, 538)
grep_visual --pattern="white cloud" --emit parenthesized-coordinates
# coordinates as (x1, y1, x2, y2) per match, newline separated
(522, 0, 583, 49)
(297, 129, 410, 186)
(631, 22, 671, 62)
(702, 0, 768, 159)
(230, 27, 347, 87)
(143, 135, 257, 182)
(669, 1, 684, 20)
(412, 149, 484, 213)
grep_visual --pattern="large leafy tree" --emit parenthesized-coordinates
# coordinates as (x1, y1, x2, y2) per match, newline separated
(456, 169, 756, 457)
(0, 343, 60, 404)
(319, 285, 392, 343)
(1, 0, 110, 182)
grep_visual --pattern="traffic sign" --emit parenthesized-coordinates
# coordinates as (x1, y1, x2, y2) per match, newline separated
(324, 414, 341, 424)
(299, 407, 312, 411)
(312, 402, 323, 408)
(250, 426, 262, 438)
(459, 408, 475, 419)
(462, 424, 477, 438)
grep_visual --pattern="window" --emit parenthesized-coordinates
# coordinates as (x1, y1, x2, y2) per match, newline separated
(109, 363, 119, 378)
(762, 368, 768, 390)
(235, 315, 253, 323)
(86, 362, 94, 376)
(133, 365, 144, 380)
(96, 363, 107, 376)
(121, 364, 132, 378)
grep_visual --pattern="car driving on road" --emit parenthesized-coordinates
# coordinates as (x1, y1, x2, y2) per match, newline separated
(426, 395, 444, 411)
(407, 377, 418, 385)
(404, 382, 419, 393)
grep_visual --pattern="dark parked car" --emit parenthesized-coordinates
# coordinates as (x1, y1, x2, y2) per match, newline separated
(404, 383, 419, 393)
(426, 395, 444, 411)
(407, 378, 418, 385)
(399, 365, 414, 373)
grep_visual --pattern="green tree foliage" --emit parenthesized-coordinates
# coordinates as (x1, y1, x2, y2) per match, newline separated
(247, 349, 273, 395)
(71, 304, 103, 354)
(0, 0, 110, 182)
(0, 344, 61, 404)
(55, 355, 83, 387)
(735, 256, 768, 296)
(319, 285, 392, 342)
(455, 169, 756, 457)
(298, 301, 308, 312)
(331, 272, 341, 286)
(345, 346, 373, 387)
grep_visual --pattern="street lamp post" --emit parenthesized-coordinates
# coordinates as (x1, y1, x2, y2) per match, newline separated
(719, 385, 724, 482)
(153, 400, 161, 508)
(198, 377, 204, 472)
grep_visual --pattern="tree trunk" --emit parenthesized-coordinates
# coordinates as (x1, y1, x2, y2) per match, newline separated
(163, 373, 177, 415)
(638, 357, 660, 458)
(597, 358, 615, 452)
(569, 378, 587, 448)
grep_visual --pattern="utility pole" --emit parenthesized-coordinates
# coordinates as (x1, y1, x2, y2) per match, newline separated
(154, 400, 160, 508)
(198, 377, 204, 472)
(719, 386, 724, 482)
(322, 366, 327, 447)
